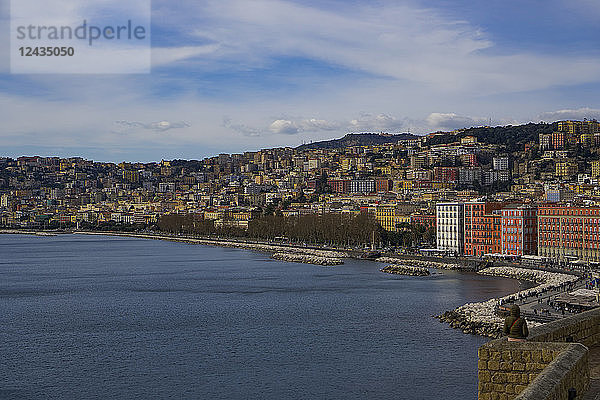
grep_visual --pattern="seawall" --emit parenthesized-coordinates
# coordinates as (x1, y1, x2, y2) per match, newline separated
(478, 307, 600, 399)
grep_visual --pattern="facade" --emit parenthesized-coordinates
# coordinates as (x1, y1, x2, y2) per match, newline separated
(556, 161, 578, 178)
(350, 179, 376, 194)
(592, 160, 600, 179)
(464, 201, 504, 256)
(492, 157, 509, 171)
(375, 205, 406, 232)
(538, 205, 600, 262)
(501, 205, 537, 256)
(436, 202, 464, 255)
(552, 131, 565, 149)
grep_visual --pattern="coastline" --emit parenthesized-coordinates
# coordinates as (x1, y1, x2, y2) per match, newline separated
(0, 229, 479, 269)
(437, 266, 580, 338)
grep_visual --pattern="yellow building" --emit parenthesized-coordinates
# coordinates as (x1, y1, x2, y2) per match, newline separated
(592, 160, 600, 178)
(555, 161, 578, 177)
(375, 205, 411, 232)
(122, 170, 140, 183)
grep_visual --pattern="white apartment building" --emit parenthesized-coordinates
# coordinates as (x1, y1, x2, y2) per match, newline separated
(436, 202, 465, 255)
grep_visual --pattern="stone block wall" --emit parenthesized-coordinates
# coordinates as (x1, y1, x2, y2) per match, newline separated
(514, 344, 589, 400)
(478, 342, 570, 399)
(478, 307, 600, 400)
(527, 308, 600, 347)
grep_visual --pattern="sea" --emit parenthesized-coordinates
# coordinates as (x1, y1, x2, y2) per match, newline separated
(0, 234, 524, 399)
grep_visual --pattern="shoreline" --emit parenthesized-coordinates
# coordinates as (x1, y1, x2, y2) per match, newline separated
(436, 266, 581, 338)
(0, 229, 479, 269)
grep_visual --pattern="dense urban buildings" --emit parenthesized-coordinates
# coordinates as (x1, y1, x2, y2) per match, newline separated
(2, 119, 600, 263)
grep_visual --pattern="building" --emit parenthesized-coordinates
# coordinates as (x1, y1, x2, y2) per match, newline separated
(464, 201, 504, 256)
(539, 133, 552, 150)
(375, 205, 410, 232)
(552, 131, 565, 149)
(411, 213, 436, 229)
(350, 179, 376, 194)
(492, 157, 509, 171)
(538, 204, 600, 263)
(501, 205, 537, 256)
(436, 202, 464, 255)
(555, 161, 578, 178)
(545, 186, 575, 203)
(592, 160, 600, 179)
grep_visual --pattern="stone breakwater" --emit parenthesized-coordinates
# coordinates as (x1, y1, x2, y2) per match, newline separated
(437, 267, 580, 338)
(271, 252, 343, 266)
(376, 257, 465, 270)
(380, 264, 430, 276)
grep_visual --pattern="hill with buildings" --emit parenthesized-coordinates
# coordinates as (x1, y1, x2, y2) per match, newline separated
(296, 132, 420, 151)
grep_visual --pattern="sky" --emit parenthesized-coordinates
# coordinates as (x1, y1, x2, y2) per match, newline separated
(0, 0, 599, 162)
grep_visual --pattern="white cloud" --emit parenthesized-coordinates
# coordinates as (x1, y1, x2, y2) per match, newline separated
(538, 108, 600, 122)
(348, 113, 405, 132)
(151, 45, 221, 67)
(425, 113, 489, 131)
(300, 118, 341, 132)
(222, 117, 261, 137)
(269, 119, 299, 134)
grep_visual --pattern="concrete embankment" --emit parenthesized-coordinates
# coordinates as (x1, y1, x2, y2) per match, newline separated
(271, 252, 343, 266)
(380, 264, 430, 276)
(437, 267, 580, 338)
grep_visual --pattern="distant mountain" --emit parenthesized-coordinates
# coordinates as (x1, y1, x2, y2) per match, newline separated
(296, 132, 420, 151)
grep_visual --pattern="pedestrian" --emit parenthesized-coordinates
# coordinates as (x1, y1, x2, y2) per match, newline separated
(504, 304, 529, 342)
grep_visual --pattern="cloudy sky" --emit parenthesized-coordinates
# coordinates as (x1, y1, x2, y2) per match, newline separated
(1, 0, 600, 162)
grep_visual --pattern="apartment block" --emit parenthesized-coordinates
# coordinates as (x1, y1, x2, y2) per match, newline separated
(501, 205, 537, 256)
(436, 202, 464, 255)
(464, 201, 504, 256)
(538, 205, 600, 262)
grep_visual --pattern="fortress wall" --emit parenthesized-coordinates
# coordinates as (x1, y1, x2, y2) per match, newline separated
(478, 307, 600, 400)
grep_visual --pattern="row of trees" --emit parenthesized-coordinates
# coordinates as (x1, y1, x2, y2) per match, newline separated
(157, 212, 436, 249)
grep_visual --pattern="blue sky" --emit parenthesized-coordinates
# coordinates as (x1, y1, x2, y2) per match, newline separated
(1, 0, 599, 162)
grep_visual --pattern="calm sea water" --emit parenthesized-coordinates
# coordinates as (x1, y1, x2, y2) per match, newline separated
(0, 234, 523, 399)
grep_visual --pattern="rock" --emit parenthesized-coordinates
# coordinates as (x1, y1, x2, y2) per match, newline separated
(376, 257, 465, 271)
(271, 252, 343, 266)
(380, 264, 430, 276)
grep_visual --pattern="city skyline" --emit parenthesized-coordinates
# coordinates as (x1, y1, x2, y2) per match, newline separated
(1, 0, 600, 162)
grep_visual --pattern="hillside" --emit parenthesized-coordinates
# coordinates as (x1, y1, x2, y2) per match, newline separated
(297, 122, 557, 152)
(296, 133, 420, 151)
(426, 122, 557, 151)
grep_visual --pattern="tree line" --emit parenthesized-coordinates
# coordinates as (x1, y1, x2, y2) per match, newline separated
(157, 212, 435, 248)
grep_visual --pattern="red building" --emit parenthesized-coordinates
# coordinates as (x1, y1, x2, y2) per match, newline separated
(376, 179, 392, 193)
(501, 205, 537, 256)
(552, 131, 565, 149)
(327, 179, 350, 194)
(464, 201, 505, 256)
(433, 167, 458, 183)
(411, 213, 436, 229)
(538, 204, 600, 262)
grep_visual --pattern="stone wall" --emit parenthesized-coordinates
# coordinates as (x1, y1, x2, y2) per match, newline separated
(478, 307, 600, 400)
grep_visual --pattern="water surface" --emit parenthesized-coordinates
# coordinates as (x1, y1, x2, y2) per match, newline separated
(0, 234, 524, 399)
